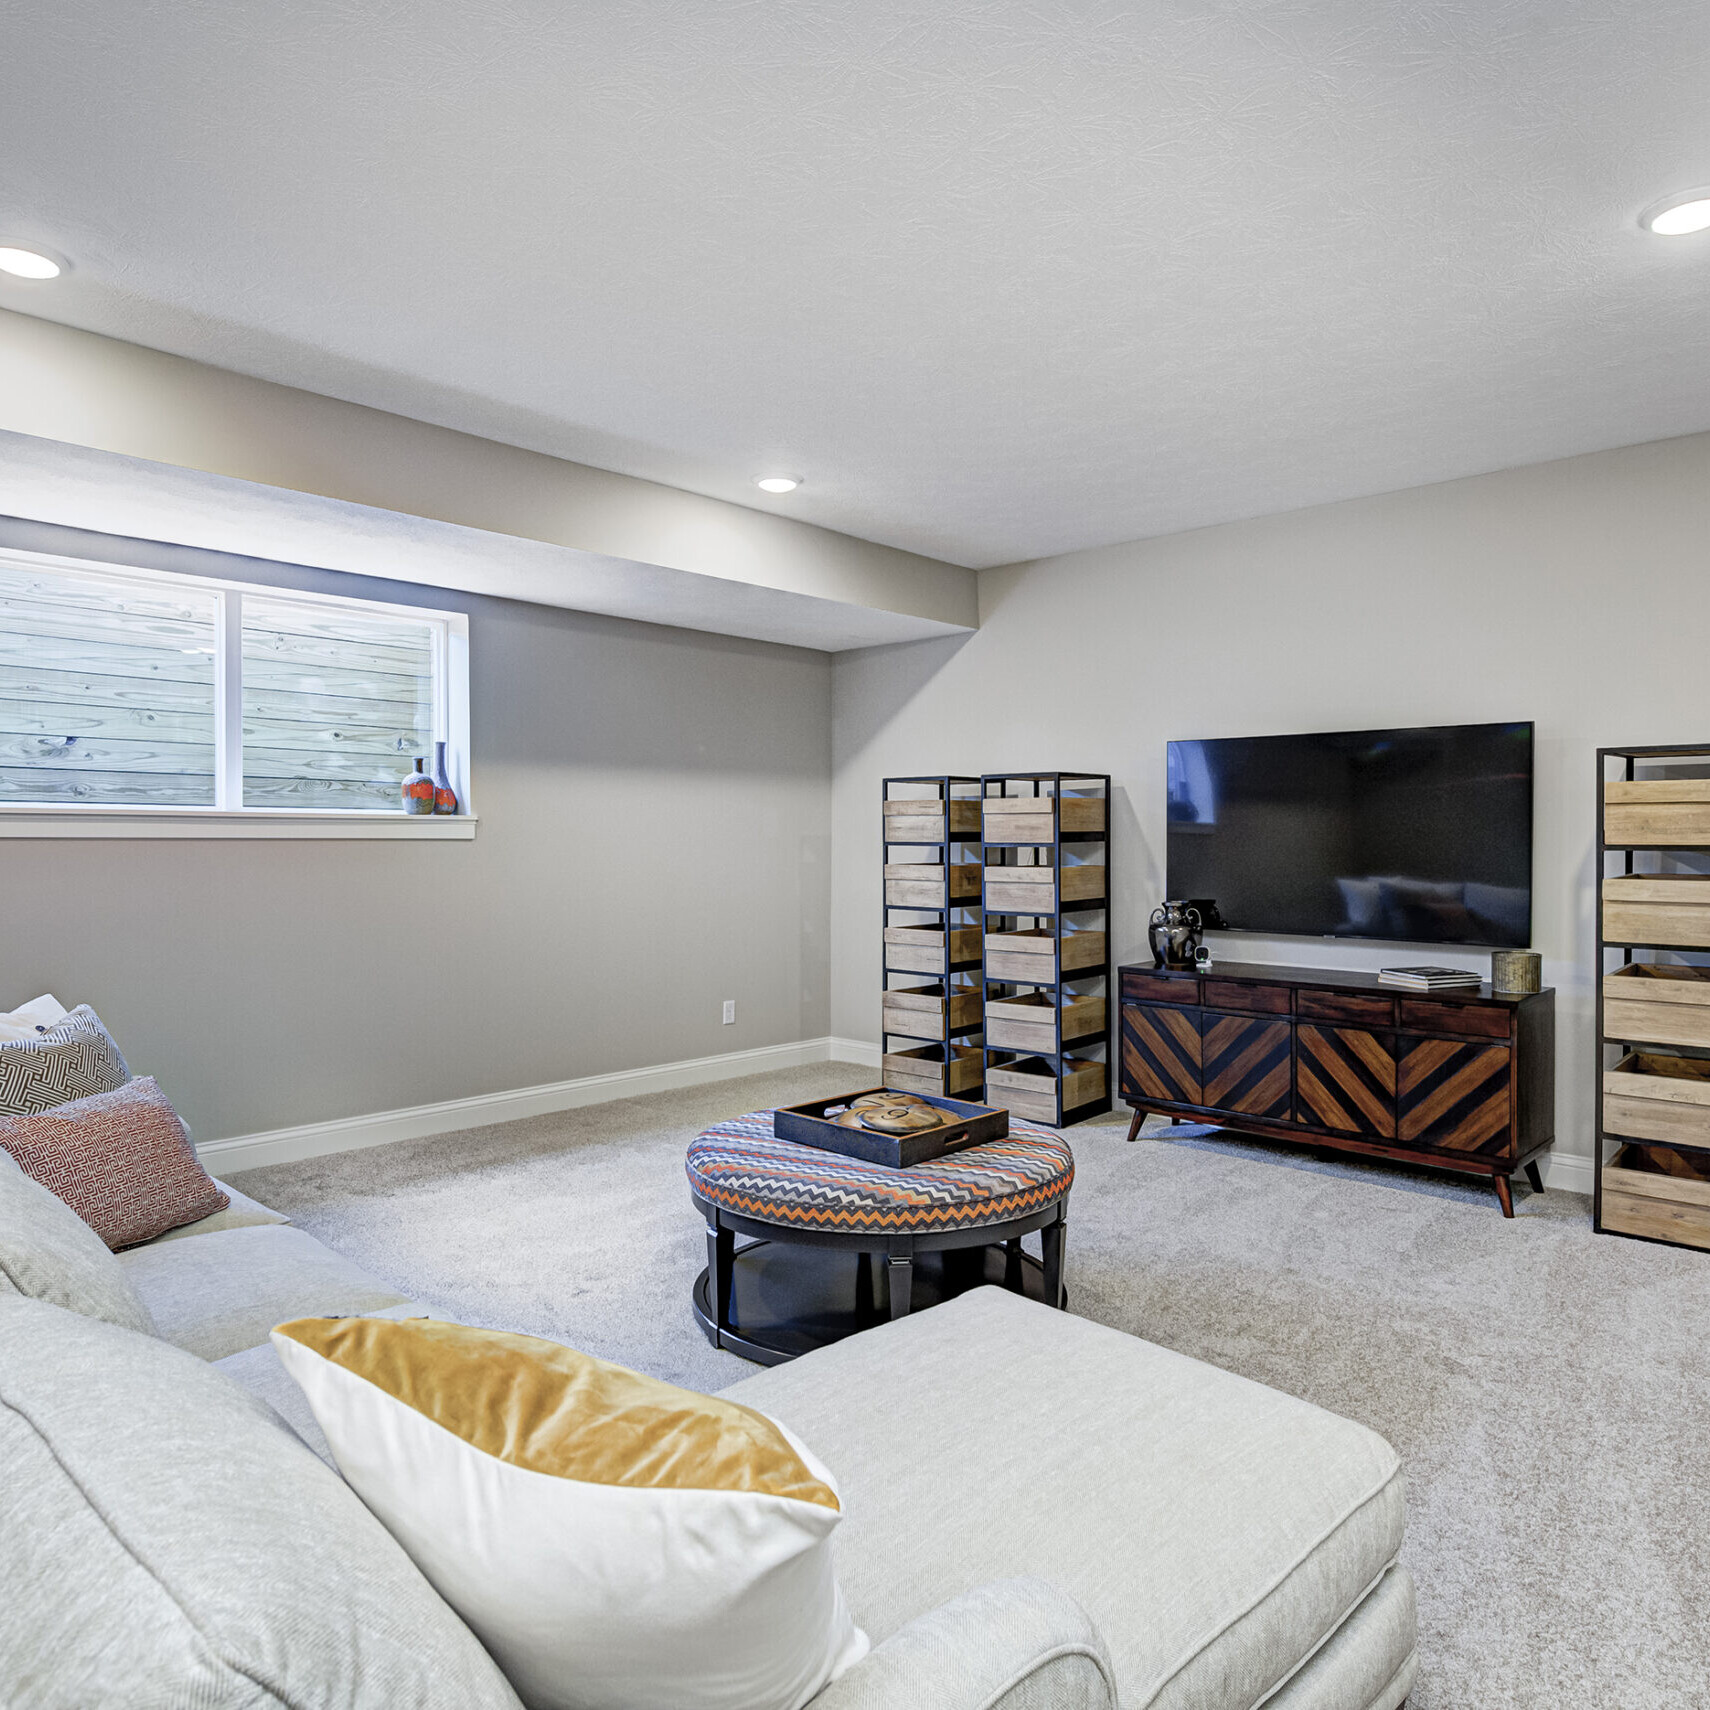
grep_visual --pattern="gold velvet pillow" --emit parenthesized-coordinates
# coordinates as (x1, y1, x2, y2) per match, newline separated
(272, 1316, 866, 1710)
(276, 1315, 837, 1505)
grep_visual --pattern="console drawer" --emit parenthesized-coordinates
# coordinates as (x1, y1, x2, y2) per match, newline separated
(1121, 971, 1197, 1005)
(1298, 990, 1394, 1027)
(1398, 999, 1509, 1039)
(1201, 979, 1290, 1015)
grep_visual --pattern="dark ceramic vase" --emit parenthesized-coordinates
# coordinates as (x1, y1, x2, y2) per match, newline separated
(432, 740, 458, 816)
(402, 756, 435, 815)
(1148, 900, 1203, 970)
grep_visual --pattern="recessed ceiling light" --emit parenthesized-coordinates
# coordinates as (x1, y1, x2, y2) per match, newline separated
(0, 244, 65, 279)
(754, 475, 801, 494)
(1640, 191, 1710, 237)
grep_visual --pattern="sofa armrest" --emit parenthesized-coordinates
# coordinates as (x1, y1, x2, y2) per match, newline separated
(808, 1578, 1115, 1710)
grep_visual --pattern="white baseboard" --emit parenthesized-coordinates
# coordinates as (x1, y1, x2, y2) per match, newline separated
(200, 1025, 1601, 1201)
(200, 1036, 868, 1175)
(1540, 1150, 1593, 1195)
(827, 1035, 882, 1068)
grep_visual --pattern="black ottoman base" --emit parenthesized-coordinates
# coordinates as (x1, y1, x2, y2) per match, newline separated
(691, 1208, 1066, 1367)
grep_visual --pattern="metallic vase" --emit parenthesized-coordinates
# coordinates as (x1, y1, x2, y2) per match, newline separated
(1490, 949, 1541, 995)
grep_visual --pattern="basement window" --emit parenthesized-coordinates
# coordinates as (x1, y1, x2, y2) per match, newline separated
(0, 548, 472, 839)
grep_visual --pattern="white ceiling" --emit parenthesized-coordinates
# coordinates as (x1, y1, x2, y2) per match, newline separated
(2, 1, 1707, 570)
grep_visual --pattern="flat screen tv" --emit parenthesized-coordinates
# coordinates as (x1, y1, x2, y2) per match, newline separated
(1165, 721, 1534, 948)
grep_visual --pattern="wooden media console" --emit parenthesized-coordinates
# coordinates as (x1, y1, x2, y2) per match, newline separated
(1118, 960, 1555, 1216)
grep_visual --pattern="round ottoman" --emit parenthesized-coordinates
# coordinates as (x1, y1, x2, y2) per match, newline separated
(686, 1109, 1075, 1365)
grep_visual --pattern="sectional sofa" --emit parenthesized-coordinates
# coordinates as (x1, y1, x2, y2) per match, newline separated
(1, 1149, 1416, 1708)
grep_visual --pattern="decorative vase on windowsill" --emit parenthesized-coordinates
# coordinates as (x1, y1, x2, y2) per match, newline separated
(431, 741, 459, 816)
(402, 757, 435, 815)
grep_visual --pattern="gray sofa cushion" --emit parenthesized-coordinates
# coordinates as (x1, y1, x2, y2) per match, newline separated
(0, 1295, 522, 1710)
(1262, 1565, 1415, 1710)
(720, 1287, 1407, 1710)
(136, 1178, 291, 1244)
(118, 1223, 411, 1360)
(809, 1577, 1115, 1710)
(0, 1148, 155, 1335)
(215, 1303, 443, 1466)
(0, 1004, 130, 1116)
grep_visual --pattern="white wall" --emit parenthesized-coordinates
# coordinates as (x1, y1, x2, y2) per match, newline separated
(830, 430, 1710, 1172)
(0, 515, 833, 1143)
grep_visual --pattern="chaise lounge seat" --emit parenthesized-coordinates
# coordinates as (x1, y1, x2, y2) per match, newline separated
(1, 1152, 1415, 1709)
(723, 1286, 1414, 1710)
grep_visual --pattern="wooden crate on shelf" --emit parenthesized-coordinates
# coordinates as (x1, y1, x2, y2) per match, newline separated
(883, 797, 982, 844)
(880, 981, 982, 1043)
(881, 1043, 985, 1099)
(984, 990, 1107, 1053)
(883, 924, 982, 977)
(884, 862, 980, 909)
(983, 861, 1105, 913)
(1602, 875, 1710, 946)
(984, 928, 1106, 984)
(982, 795, 1107, 844)
(985, 1056, 1106, 1125)
(1603, 964, 1710, 1050)
(1601, 1143, 1710, 1250)
(1603, 1051, 1710, 1148)
(1605, 779, 1710, 847)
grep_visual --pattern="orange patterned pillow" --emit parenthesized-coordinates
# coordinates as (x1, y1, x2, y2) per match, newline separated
(0, 1077, 228, 1250)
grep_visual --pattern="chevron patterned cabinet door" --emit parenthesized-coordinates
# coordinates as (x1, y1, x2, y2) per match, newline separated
(1199, 1014, 1292, 1119)
(1119, 1003, 1202, 1106)
(1397, 1036, 1513, 1157)
(1296, 1025, 1397, 1137)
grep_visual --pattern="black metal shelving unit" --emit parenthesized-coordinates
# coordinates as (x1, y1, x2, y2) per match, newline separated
(880, 775, 985, 1099)
(979, 771, 1113, 1127)
(1595, 742, 1710, 1249)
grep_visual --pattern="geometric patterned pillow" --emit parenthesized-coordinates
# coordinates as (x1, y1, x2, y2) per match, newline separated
(0, 1077, 227, 1250)
(0, 1006, 130, 1117)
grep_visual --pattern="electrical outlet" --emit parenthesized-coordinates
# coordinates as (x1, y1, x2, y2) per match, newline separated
(722, 1000, 736, 1025)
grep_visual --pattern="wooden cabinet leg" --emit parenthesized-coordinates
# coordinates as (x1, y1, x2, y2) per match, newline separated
(706, 1216, 734, 1331)
(1125, 1107, 1147, 1142)
(1493, 1175, 1515, 1218)
(1041, 1211, 1067, 1309)
(887, 1247, 914, 1320)
(1523, 1160, 1545, 1194)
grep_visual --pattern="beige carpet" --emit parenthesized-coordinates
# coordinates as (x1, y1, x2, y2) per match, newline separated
(234, 1061, 1710, 1710)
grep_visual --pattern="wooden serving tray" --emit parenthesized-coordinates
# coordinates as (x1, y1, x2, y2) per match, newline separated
(773, 1087, 1009, 1168)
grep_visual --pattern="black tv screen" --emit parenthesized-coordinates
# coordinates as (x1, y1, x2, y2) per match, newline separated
(1166, 721, 1534, 948)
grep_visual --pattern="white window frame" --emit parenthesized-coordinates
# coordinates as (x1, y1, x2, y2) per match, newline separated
(0, 547, 474, 840)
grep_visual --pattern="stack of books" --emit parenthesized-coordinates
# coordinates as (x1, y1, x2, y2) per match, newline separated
(1377, 966, 1483, 991)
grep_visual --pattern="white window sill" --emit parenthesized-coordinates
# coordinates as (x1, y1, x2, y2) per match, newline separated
(0, 807, 479, 840)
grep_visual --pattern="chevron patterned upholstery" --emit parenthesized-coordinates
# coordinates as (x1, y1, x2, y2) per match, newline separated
(0, 1008, 131, 1119)
(686, 1111, 1073, 1233)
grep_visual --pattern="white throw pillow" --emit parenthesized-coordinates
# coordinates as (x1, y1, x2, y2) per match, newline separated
(0, 994, 69, 1044)
(273, 1316, 868, 1710)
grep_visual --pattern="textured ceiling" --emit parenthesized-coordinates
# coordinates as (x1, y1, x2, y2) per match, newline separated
(1, 1, 1707, 569)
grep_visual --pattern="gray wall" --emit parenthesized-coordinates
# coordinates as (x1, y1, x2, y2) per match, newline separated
(830, 430, 1710, 1172)
(1, 517, 831, 1142)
